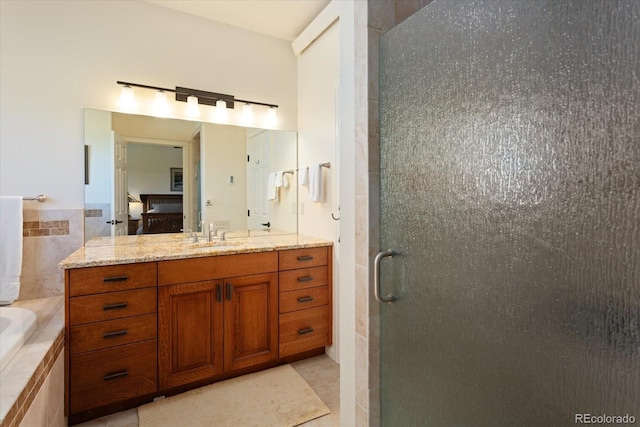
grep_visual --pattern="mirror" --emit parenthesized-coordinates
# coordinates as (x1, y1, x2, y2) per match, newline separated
(84, 109, 297, 242)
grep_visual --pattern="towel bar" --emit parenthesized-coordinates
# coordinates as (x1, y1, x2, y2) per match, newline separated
(23, 195, 47, 202)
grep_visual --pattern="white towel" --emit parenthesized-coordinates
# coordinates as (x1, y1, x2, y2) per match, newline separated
(299, 167, 309, 186)
(274, 171, 284, 188)
(282, 173, 290, 189)
(266, 172, 278, 201)
(309, 163, 323, 203)
(0, 197, 23, 305)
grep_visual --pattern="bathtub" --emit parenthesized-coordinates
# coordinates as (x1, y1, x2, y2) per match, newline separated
(0, 306, 38, 371)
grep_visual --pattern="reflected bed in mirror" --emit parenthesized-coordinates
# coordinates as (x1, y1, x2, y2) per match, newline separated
(84, 109, 297, 242)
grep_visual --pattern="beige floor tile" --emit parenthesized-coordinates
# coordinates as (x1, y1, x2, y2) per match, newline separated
(73, 355, 340, 427)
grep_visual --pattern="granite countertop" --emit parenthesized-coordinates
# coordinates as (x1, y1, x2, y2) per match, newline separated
(59, 232, 333, 269)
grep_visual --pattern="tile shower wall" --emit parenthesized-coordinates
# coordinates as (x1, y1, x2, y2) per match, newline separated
(20, 209, 83, 300)
(355, 1, 432, 426)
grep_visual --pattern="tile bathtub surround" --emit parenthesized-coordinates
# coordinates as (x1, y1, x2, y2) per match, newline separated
(23, 220, 70, 237)
(19, 209, 83, 301)
(0, 297, 65, 427)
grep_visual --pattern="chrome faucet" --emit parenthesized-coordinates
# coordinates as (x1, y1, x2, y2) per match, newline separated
(208, 222, 215, 242)
(220, 230, 228, 241)
(181, 228, 198, 243)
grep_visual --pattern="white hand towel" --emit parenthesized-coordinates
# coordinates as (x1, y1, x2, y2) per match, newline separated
(274, 171, 284, 188)
(299, 167, 309, 186)
(0, 196, 23, 305)
(267, 172, 277, 201)
(282, 173, 290, 189)
(309, 163, 323, 203)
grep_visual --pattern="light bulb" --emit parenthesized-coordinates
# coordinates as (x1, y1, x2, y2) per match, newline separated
(241, 103, 254, 124)
(214, 99, 228, 122)
(154, 90, 169, 116)
(266, 107, 277, 127)
(120, 85, 134, 110)
(186, 95, 200, 117)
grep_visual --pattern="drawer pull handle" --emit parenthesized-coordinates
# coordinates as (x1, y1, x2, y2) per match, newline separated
(216, 284, 222, 303)
(298, 296, 314, 303)
(298, 327, 314, 335)
(297, 255, 314, 261)
(297, 276, 314, 283)
(103, 275, 128, 283)
(103, 330, 128, 339)
(103, 370, 128, 381)
(103, 302, 128, 311)
(226, 282, 232, 301)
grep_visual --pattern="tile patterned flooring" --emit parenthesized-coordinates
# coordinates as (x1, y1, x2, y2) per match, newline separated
(73, 355, 340, 427)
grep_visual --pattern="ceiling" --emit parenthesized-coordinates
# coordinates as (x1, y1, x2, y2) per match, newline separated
(144, 0, 331, 41)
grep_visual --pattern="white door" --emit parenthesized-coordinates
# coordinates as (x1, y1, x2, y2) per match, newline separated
(109, 132, 128, 236)
(246, 131, 271, 229)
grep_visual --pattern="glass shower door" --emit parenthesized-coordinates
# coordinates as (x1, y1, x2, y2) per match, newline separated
(378, 1, 640, 425)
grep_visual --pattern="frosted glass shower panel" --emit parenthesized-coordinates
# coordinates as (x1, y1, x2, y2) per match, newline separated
(379, 0, 640, 425)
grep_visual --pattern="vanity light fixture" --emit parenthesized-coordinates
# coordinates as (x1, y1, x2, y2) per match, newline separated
(154, 90, 170, 116)
(215, 99, 228, 121)
(241, 103, 254, 124)
(186, 95, 200, 117)
(266, 106, 278, 126)
(120, 84, 135, 110)
(116, 81, 278, 121)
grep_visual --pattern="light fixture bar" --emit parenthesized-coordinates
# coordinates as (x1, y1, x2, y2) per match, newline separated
(176, 86, 235, 109)
(116, 81, 278, 109)
(117, 80, 174, 93)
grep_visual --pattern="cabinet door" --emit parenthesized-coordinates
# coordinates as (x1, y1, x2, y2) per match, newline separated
(224, 273, 278, 371)
(158, 280, 223, 390)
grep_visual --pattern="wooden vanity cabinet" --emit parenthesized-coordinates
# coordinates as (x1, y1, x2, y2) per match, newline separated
(157, 280, 224, 389)
(157, 252, 278, 389)
(278, 247, 332, 357)
(65, 262, 158, 416)
(65, 244, 332, 423)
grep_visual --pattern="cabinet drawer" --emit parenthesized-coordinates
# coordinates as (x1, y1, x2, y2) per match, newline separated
(70, 288, 157, 326)
(69, 263, 157, 297)
(279, 266, 328, 292)
(279, 306, 330, 357)
(70, 313, 157, 354)
(70, 340, 157, 414)
(279, 286, 328, 314)
(158, 252, 278, 286)
(279, 246, 329, 271)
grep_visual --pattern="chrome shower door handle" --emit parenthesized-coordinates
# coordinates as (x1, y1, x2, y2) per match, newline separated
(374, 250, 395, 303)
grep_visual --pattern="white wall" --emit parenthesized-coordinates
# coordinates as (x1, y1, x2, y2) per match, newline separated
(201, 123, 248, 231)
(128, 144, 183, 199)
(83, 109, 112, 204)
(0, 0, 297, 209)
(297, 20, 340, 241)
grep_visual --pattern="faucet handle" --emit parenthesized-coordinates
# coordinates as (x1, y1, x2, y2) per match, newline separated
(220, 230, 228, 241)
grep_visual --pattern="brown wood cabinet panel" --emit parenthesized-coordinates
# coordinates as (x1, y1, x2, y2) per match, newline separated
(158, 252, 278, 286)
(279, 305, 330, 358)
(70, 313, 157, 354)
(224, 273, 278, 371)
(279, 246, 328, 271)
(279, 266, 328, 292)
(279, 286, 328, 314)
(69, 340, 157, 414)
(158, 280, 224, 390)
(68, 263, 157, 297)
(69, 288, 157, 326)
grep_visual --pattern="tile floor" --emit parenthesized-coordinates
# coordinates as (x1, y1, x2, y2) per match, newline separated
(73, 354, 340, 427)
